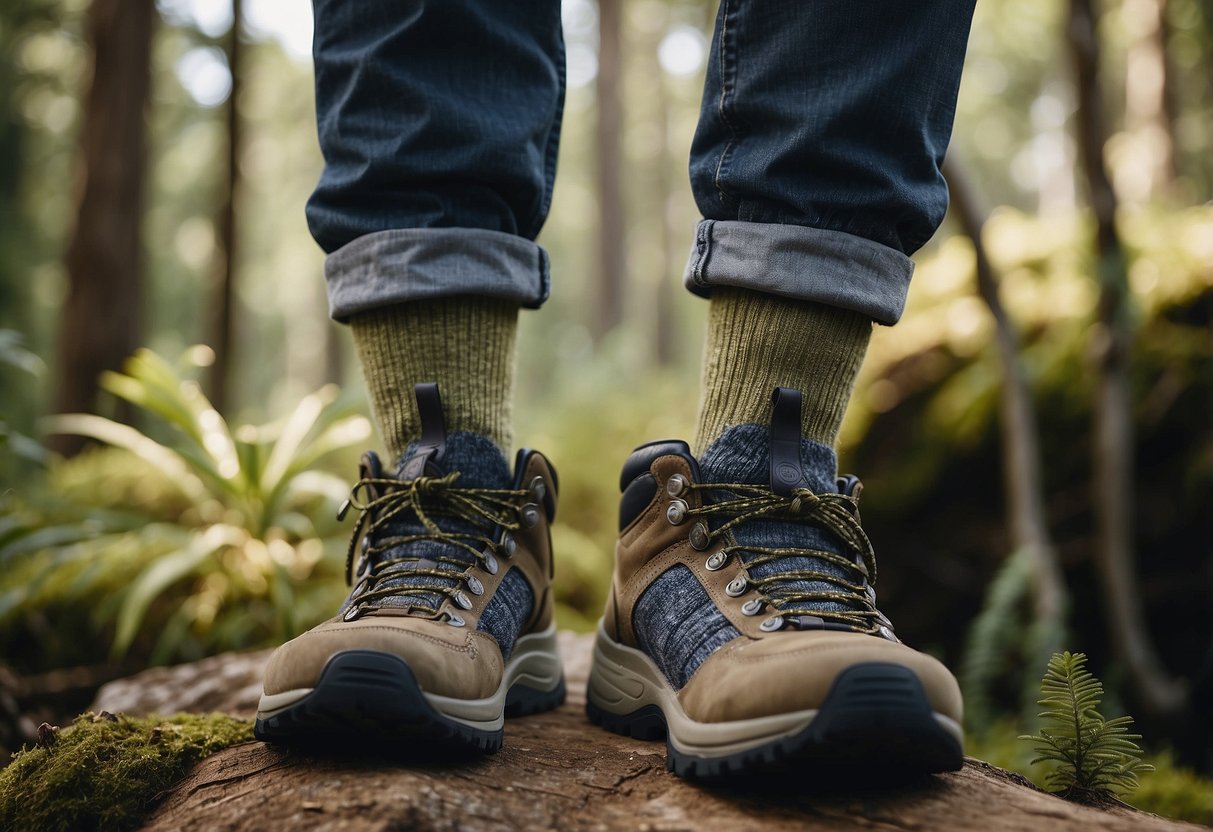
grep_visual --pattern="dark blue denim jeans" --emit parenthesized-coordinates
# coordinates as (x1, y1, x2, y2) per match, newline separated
(308, 0, 976, 325)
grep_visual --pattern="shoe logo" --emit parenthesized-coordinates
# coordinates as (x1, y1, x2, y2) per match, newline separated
(776, 462, 802, 487)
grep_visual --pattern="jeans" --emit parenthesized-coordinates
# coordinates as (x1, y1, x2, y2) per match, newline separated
(308, 0, 977, 326)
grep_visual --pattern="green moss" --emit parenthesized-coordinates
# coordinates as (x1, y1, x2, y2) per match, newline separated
(1128, 751, 1213, 826)
(0, 712, 253, 832)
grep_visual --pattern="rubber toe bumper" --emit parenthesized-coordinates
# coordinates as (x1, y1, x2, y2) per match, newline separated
(255, 649, 565, 753)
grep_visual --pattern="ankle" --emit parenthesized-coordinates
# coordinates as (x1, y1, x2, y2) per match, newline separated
(693, 289, 872, 455)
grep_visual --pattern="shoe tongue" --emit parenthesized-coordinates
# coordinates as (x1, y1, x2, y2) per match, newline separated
(698, 424, 838, 495)
(349, 431, 511, 615)
(698, 423, 853, 616)
(395, 431, 511, 490)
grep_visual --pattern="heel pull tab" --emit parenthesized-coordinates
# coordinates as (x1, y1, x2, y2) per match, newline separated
(400, 382, 447, 480)
(769, 387, 804, 497)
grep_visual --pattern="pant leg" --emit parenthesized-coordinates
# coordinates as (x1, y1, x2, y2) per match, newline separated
(685, 0, 977, 325)
(308, 0, 565, 320)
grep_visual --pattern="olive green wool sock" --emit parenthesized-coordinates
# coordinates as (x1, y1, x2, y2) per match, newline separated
(350, 297, 518, 459)
(692, 288, 872, 455)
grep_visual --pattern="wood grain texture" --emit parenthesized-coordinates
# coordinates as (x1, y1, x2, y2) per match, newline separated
(91, 634, 1198, 831)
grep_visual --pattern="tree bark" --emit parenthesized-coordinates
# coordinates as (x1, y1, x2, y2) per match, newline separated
(52, 0, 154, 455)
(943, 154, 1068, 668)
(592, 0, 626, 343)
(88, 636, 1201, 832)
(207, 0, 242, 416)
(1067, 0, 1187, 719)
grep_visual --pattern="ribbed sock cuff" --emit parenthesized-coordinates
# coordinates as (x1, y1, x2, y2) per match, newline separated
(693, 288, 872, 454)
(350, 296, 519, 459)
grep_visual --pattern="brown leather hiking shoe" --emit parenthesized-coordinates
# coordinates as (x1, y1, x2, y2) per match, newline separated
(586, 387, 964, 778)
(255, 384, 564, 753)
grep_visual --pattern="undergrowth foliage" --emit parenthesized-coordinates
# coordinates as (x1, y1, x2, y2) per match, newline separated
(0, 347, 370, 667)
(1020, 651, 1153, 798)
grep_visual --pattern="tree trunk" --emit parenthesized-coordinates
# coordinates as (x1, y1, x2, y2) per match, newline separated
(86, 636, 1201, 832)
(1067, 0, 1187, 719)
(652, 43, 676, 367)
(1122, 0, 1177, 199)
(592, 0, 626, 343)
(208, 0, 242, 416)
(52, 0, 154, 455)
(943, 154, 1068, 675)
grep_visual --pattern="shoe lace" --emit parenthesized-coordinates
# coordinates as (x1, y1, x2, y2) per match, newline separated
(684, 482, 882, 634)
(340, 472, 529, 618)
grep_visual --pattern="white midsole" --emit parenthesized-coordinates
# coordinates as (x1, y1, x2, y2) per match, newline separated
(586, 621, 963, 758)
(255, 622, 564, 732)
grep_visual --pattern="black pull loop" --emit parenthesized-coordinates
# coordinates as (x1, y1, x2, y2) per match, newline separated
(769, 387, 804, 497)
(399, 383, 447, 480)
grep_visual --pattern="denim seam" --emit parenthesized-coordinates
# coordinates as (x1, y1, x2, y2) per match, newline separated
(712, 0, 741, 214)
(530, 29, 567, 241)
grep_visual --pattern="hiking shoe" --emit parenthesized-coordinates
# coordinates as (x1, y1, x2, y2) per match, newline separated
(586, 386, 964, 778)
(255, 383, 565, 753)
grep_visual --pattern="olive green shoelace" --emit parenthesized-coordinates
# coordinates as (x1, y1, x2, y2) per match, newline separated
(684, 482, 882, 633)
(340, 472, 528, 617)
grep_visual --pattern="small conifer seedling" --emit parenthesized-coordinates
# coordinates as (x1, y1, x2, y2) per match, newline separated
(1020, 651, 1153, 802)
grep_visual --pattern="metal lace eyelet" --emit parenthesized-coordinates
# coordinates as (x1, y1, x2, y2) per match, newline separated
(466, 575, 484, 596)
(447, 613, 465, 628)
(519, 503, 541, 528)
(360, 535, 371, 556)
(500, 533, 517, 557)
(878, 624, 897, 641)
(705, 551, 728, 571)
(666, 499, 688, 525)
(529, 476, 547, 502)
(689, 522, 710, 551)
(343, 604, 364, 622)
(483, 550, 499, 575)
(741, 598, 763, 616)
(454, 591, 473, 610)
(759, 615, 785, 632)
(666, 474, 688, 497)
(725, 576, 747, 597)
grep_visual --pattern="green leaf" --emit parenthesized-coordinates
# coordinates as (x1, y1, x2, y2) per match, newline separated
(111, 524, 246, 657)
(42, 414, 214, 505)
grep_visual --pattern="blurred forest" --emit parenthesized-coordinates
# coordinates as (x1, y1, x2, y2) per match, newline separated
(0, 0, 1211, 818)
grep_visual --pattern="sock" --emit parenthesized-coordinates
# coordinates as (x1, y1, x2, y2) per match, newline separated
(350, 296, 519, 459)
(692, 289, 872, 456)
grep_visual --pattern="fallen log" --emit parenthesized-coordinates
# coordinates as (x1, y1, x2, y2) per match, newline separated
(91, 633, 1197, 831)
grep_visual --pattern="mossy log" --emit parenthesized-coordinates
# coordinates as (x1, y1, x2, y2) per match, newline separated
(89, 633, 1199, 832)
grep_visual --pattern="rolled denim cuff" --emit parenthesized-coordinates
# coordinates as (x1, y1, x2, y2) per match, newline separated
(325, 227, 551, 321)
(682, 219, 914, 325)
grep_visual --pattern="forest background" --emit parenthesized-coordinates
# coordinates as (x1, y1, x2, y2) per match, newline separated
(0, 0, 1211, 821)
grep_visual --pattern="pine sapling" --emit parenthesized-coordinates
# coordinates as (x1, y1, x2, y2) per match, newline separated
(1020, 651, 1153, 803)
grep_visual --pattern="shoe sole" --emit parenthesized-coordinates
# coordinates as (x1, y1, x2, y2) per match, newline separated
(253, 624, 565, 753)
(585, 623, 964, 779)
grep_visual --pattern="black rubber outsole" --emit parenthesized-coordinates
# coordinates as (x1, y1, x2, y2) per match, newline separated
(254, 650, 566, 754)
(586, 662, 964, 780)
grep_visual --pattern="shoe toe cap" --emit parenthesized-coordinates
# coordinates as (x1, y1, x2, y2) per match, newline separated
(262, 615, 504, 700)
(677, 630, 963, 725)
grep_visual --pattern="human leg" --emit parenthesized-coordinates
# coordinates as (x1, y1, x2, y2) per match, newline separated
(257, 0, 567, 752)
(307, 0, 565, 459)
(588, 0, 977, 777)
